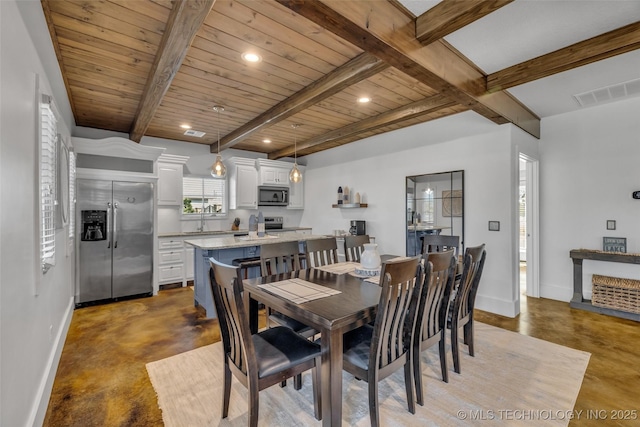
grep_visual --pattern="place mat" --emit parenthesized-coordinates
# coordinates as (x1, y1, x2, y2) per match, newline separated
(258, 278, 341, 303)
(313, 261, 360, 275)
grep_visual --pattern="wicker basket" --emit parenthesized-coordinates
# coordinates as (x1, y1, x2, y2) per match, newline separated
(592, 274, 640, 314)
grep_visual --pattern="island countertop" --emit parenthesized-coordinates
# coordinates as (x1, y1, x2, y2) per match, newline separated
(184, 232, 326, 250)
(159, 227, 312, 238)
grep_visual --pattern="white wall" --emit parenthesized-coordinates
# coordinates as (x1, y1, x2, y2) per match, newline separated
(1, 1, 76, 426)
(302, 112, 536, 316)
(539, 96, 640, 301)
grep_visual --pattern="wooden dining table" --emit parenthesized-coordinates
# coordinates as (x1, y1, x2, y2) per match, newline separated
(242, 265, 386, 426)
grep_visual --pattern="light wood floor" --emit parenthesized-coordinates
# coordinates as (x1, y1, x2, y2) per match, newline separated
(44, 287, 640, 426)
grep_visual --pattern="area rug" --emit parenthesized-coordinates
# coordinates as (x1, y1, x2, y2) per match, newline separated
(146, 323, 590, 426)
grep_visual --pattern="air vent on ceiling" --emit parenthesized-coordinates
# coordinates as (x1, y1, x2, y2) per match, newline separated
(573, 77, 640, 107)
(184, 129, 206, 137)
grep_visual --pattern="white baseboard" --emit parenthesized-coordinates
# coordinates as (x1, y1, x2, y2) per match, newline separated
(475, 293, 518, 318)
(540, 283, 573, 302)
(29, 296, 74, 427)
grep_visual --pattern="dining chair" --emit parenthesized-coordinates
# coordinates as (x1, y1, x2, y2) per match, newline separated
(412, 249, 456, 406)
(305, 237, 339, 268)
(448, 244, 487, 374)
(209, 258, 322, 426)
(260, 241, 317, 341)
(421, 234, 461, 284)
(420, 234, 460, 259)
(344, 234, 370, 262)
(341, 256, 424, 427)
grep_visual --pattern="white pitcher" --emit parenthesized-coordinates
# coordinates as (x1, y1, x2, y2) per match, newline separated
(360, 243, 381, 269)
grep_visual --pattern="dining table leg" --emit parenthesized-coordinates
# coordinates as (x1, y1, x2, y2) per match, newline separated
(321, 328, 343, 426)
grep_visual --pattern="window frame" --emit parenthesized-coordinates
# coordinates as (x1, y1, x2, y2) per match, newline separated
(181, 175, 228, 219)
(40, 94, 57, 273)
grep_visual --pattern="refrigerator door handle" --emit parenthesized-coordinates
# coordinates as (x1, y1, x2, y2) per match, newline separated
(113, 202, 119, 248)
(107, 202, 112, 248)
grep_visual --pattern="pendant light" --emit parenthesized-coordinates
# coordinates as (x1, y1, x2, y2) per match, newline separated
(211, 105, 227, 179)
(289, 123, 302, 183)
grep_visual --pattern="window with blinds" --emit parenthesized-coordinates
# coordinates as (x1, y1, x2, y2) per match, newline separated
(182, 176, 226, 215)
(40, 95, 57, 273)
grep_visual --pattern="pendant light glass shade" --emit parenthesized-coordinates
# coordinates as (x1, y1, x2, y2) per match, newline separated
(289, 163, 302, 183)
(211, 105, 226, 179)
(289, 123, 302, 183)
(211, 154, 226, 178)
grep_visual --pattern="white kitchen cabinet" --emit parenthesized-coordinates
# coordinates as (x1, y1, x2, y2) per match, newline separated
(157, 154, 189, 206)
(288, 166, 305, 209)
(158, 237, 187, 286)
(259, 166, 289, 185)
(228, 157, 258, 209)
(256, 158, 292, 186)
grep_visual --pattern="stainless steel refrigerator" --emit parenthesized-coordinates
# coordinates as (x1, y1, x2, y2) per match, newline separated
(76, 179, 153, 305)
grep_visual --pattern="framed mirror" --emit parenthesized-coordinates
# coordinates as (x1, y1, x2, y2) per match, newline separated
(406, 170, 464, 256)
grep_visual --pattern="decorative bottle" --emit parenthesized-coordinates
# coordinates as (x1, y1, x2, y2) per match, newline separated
(249, 214, 257, 237)
(257, 211, 265, 237)
(360, 243, 381, 269)
(354, 192, 361, 204)
(343, 186, 349, 204)
(337, 186, 343, 204)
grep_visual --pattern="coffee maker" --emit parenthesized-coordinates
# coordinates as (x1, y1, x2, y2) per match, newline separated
(349, 220, 366, 236)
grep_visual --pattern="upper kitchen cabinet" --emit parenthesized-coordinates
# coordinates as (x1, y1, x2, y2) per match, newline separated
(406, 170, 464, 257)
(256, 159, 290, 186)
(157, 154, 189, 206)
(228, 157, 258, 209)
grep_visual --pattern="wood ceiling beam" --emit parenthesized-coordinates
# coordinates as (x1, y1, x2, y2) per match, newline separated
(268, 94, 458, 159)
(277, 0, 540, 139)
(129, 0, 215, 142)
(215, 52, 389, 152)
(416, 0, 514, 46)
(487, 21, 640, 92)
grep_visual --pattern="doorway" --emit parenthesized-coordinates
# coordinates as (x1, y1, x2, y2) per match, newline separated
(518, 155, 540, 307)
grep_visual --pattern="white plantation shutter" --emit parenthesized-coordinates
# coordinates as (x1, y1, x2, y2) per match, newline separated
(41, 96, 57, 273)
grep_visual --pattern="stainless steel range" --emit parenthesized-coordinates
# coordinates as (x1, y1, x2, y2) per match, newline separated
(264, 216, 283, 230)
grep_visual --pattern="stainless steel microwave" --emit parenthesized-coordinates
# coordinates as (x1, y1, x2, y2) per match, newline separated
(258, 186, 289, 206)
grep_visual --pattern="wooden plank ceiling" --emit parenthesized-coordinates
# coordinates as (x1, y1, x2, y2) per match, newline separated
(41, 0, 640, 159)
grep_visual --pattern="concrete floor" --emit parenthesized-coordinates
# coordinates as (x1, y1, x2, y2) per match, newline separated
(44, 286, 640, 426)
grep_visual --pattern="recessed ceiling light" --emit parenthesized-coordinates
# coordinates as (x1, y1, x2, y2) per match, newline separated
(358, 97, 371, 103)
(180, 124, 191, 129)
(242, 52, 262, 63)
(263, 138, 271, 144)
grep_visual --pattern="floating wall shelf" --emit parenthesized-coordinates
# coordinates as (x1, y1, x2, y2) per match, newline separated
(332, 203, 368, 208)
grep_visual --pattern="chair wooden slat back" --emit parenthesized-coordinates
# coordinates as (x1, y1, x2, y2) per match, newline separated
(371, 257, 423, 373)
(420, 234, 460, 259)
(420, 250, 456, 341)
(412, 249, 456, 404)
(449, 243, 487, 374)
(209, 259, 254, 377)
(305, 237, 339, 268)
(344, 235, 370, 262)
(260, 241, 302, 276)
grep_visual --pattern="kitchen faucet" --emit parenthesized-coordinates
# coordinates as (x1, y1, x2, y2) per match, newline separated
(197, 210, 205, 232)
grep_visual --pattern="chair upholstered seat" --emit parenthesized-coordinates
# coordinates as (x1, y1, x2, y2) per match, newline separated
(342, 324, 375, 371)
(266, 313, 315, 338)
(253, 327, 321, 378)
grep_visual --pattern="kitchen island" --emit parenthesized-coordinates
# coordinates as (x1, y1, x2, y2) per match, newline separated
(185, 232, 326, 318)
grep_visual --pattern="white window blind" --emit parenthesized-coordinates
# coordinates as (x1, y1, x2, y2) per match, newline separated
(41, 95, 57, 273)
(183, 177, 226, 214)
